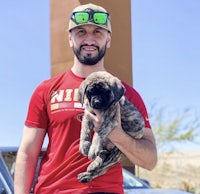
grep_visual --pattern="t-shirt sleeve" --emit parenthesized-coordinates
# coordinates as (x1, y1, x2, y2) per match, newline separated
(25, 82, 49, 130)
(123, 82, 151, 129)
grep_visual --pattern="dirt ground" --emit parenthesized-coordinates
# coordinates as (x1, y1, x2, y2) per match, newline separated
(137, 151, 200, 193)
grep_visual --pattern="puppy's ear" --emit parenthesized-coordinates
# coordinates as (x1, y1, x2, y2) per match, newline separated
(112, 80, 126, 102)
(78, 81, 87, 104)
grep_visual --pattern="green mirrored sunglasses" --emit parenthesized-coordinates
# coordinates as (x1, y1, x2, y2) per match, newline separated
(71, 11, 109, 25)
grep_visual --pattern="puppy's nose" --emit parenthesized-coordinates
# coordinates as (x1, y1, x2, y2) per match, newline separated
(91, 96, 102, 109)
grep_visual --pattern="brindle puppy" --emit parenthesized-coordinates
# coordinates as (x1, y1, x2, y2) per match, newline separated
(77, 71, 144, 183)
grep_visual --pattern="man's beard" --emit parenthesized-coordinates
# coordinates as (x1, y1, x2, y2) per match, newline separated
(73, 44, 106, 65)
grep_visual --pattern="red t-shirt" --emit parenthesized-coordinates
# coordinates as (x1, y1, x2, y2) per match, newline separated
(25, 70, 151, 194)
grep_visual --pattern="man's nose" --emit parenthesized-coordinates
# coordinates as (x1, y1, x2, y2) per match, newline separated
(83, 34, 96, 45)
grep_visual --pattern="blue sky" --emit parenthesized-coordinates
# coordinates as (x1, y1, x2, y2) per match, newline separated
(0, 1, 199, 151)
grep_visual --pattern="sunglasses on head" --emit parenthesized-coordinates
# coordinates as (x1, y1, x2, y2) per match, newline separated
(71, 10, 109, 25)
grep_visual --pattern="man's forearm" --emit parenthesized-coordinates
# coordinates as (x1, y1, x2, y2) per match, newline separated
(108, 127, 157, 170)
(14, 151, 37, 194)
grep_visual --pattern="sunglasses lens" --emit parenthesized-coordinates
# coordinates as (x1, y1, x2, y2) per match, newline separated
(74, 12, 89, 24)
(93, 13, 108, 24)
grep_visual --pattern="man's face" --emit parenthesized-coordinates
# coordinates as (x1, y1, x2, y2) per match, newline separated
(69, 25, 111, 65)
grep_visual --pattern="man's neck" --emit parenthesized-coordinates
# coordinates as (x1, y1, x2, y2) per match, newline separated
(71, 58, 106, 78)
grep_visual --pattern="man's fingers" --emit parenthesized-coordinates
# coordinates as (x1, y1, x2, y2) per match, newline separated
(84, 109, 103, 131)
(84, 109, 99, 122)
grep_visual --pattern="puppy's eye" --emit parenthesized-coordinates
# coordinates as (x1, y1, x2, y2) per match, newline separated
(88, 88, 96, 95)
(86, 91, 93, 100)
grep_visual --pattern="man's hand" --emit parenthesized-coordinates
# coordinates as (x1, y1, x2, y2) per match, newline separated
(84, 109, 104, 132)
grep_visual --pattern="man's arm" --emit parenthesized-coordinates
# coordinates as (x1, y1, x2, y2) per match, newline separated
(14, 126, 46, 194)
(108, 104, 157, 170)
(108, 126, 157, 170)
(86, 105, 157, 170)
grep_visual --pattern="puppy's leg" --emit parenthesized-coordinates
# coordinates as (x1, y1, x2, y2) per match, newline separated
(79, 115, 94, 156)
(78, 147, 123, 183)
(78, 150, 108, 183)
(97, 110, 118, 140)
(78, 149, 108, 183)
(120, 97, 144, 139)
(88, 132, 103, 160)
(88, 110, 118, 159)
(87, 148, 123, 181)
(99, 147, 123, 169)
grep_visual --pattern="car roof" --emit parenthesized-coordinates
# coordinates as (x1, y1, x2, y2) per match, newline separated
(0, 147, 18, 153)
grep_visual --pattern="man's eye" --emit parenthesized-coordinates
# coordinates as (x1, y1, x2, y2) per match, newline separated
(94, 30, 101, 34)
(77, 30, 86, 35)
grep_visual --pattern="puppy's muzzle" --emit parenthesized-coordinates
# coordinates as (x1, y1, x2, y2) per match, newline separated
(91, 96, 105, 109)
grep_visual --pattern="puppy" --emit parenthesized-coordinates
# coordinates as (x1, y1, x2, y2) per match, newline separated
(77, 71, 145, 183)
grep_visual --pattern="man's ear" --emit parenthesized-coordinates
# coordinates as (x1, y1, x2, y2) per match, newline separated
(106, 33, 111, 48)
(68, 33, 73, 48)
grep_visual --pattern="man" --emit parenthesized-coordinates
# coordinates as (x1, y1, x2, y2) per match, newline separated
(14, 3, 157, 194)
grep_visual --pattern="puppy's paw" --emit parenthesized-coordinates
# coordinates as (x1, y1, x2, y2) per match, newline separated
(79, 141, 91, 156)
(87, 156, 103, 172)
(77, 172, 92, 183)
(88, 147, 99, 160)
